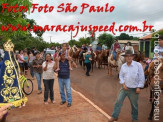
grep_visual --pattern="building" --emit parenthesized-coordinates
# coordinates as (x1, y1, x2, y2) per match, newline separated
(139, 33, 153, 58)
(139, 29, 163, 58)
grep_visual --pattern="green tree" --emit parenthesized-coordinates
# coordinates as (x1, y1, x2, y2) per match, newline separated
(118, 33, 130, 40)
(98, 33, 114, 48)
(88, 30, 95, 42)
(0, 0, 32, 40)
(69, 39, 78, 47)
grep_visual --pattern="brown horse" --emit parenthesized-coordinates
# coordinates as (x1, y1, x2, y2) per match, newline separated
(144, 58, 163, 120)
(96, 50, 109, 69)
(69, 47, 81, 63)
(134, 51, 145, 62)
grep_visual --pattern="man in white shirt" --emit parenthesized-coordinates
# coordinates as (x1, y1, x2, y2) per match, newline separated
(108, 50, 145, 122)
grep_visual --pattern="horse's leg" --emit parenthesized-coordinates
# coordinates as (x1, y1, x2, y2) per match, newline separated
(80, 60, 82, 66)
(98, 61, 99, 69)
(149, 89, 153, 103)
(110, 66, 113, 76)
(84, 63, 85, 70)
(91, 62, 93, 72)
(108, 65, 110, 75)
(148, 100, 154, 120)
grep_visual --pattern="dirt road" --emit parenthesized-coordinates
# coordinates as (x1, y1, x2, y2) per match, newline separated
(71, 65, 163, 122)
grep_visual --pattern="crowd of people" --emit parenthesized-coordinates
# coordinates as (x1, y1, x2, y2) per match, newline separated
(0, 35, 163, 122)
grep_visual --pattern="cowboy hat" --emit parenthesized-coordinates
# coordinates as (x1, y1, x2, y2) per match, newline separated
(121, 50, 136, 57)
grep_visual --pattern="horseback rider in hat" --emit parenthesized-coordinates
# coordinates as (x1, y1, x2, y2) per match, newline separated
(110, 39, 121, 66)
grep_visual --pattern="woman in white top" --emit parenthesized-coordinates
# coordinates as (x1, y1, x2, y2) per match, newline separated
(42, 53, 55, 104)
(125, 42, 134, 53)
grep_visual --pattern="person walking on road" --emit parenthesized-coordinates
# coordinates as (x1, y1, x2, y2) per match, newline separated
(17, 50, 25, 75)
(23, 50, 29, 75)
(55, 52, 77, 107)
(28, 50, 35, 80)
(33, 52, 43, 94)
(108, 50, 145, 122)
(84, 51, 92, 76)
(42, 53, 55, 104)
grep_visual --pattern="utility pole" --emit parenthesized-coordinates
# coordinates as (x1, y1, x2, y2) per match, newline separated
(71, 31, 72, 41)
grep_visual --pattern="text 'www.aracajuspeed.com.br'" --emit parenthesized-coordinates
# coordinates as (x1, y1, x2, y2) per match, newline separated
(1, 21, 154, 37)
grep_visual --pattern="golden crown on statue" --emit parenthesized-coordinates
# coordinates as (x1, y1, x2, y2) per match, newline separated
(3, 40, 14, 51)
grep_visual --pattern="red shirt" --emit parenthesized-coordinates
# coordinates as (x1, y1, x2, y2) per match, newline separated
(113, 43, 120, 51)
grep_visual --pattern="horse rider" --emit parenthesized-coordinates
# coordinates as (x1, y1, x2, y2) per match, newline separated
(102, 43, 107, 50)
(110, 39, 121, 65)
(125, 42, 134, 53)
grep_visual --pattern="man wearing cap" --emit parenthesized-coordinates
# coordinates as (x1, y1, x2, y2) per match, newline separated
(55, 51, 77, 107)
(108, 50, 145, 122)
(87, 44, 92, 52)
(96, 43, 102, 51)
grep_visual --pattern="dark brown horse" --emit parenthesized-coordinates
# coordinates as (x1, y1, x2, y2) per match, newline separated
(144, 58, 163, 120)
(69, 47, 81, 63)
(96, 50, 109, 69)
(134, 51, 145, 62)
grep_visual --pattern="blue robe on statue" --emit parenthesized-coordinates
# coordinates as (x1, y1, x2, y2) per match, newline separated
(0, 50, 27, 107)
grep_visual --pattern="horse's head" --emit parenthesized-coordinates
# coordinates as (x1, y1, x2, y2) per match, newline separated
(102, 50, 108, 57)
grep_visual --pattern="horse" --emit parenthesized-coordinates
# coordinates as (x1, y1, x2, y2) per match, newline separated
(144, 58, 163, 120)
(134, 51, 145, 62)
(108, 51, 125, 76)
(69, 47, 80, 63)
(96, 50, 109, 69)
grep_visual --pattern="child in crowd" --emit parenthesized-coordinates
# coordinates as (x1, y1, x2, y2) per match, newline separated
(55, 43, 72, 71)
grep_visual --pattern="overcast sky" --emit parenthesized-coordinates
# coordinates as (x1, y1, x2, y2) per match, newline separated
(27, 0, 163, 43)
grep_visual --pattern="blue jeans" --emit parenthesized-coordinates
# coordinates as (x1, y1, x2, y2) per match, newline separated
(29, 62, 34, 78)
(34, 72, 42, 91)
(113, 51, 117, 60)
(112, 88, 139, 121)
(58, 78, 72, 103)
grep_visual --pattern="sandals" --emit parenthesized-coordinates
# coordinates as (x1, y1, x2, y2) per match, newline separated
(44, 102, 48, 105)
(51, 100, 56, 104)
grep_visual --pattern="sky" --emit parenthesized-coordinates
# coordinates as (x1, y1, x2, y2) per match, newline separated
(27, 0, 163, 43)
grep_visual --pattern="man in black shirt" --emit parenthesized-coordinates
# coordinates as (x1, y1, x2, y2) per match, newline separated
(55, 52, 77, 107)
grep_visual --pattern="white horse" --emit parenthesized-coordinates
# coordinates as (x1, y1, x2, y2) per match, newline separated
(108, 51, 125, 76)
